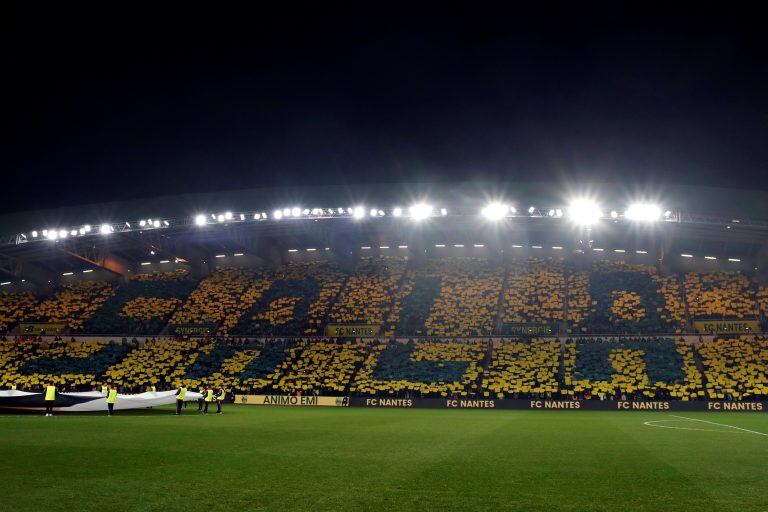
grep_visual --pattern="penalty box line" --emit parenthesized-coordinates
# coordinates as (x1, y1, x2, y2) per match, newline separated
(669, 414, 768, 437)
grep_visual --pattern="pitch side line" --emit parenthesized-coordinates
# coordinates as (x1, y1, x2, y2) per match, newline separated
(669, 414, 768, 437)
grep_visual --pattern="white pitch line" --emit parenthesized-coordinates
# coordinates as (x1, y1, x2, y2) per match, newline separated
(643, 419, 750, 434)
(669, 414, 768, 437)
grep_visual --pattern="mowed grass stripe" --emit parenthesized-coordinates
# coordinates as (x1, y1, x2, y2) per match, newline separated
(0, 406, 766, 512)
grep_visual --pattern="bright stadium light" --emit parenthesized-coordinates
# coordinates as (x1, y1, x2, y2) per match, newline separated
(194, 214, 207, 226)
(100, 224, 112, 235)
(568, 199, 602, 226)
(273, 209, 283, 220)
(139, 220, 147, 227)
(392, 207, 403, 217)
(291, 207, 301, 217)
(481, 202, 509, 221)
(409, 203, 432, 220)
(31, 231, 38, 238)
(626, 203, 662, 222)
(353, 206, 366, 219)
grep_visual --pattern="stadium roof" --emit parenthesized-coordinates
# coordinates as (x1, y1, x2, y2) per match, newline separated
(1, 181, 767, 287)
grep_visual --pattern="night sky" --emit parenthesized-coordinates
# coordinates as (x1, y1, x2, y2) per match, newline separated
(2, 4, 767, 214)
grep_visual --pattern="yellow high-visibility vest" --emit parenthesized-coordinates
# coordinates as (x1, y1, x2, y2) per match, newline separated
(107, 389, 118, 404)
(217, 390, 226, 401)
(101, 386, 108, 394)
(45, 386, 56, 401)
(176, 387, 186, 400)
(205, 389, 214, 402)
(151, 386, 156, 392)
(11, 384, 16, 390)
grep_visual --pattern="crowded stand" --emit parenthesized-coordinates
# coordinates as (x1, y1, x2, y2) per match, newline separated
(85, 269, 197, 334)
(169, 267, 270, 335)
(563, 337, 703, 399)
(582, 261, 685, 334)
(351, 339, 486, 397)
(482, 338, 560, 398)
(0, 338, 131, 389)
(272, 339, 369, 394)
(233, 261, 346, 336)
(32, 281, 115, 331)
(0, 292, 37, 331)
(697, 336, 768, 400)
(421, 258, 504, 336)
(329, 256, 406, 325)
(684, 271, 757, 319)
(502, 258, 565, 327)
(103, 338, 202, 390)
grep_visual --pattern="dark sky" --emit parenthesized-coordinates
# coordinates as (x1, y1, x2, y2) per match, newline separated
(2, 3, 767, 214)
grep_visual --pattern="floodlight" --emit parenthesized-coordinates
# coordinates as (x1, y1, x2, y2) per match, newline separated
(291, 207, 301, 217)
(370, 208, 378, 217)
(626, 203, 662, 222)
(392, 207, 403, 217)
(100, 224, 112, 234)
(302, 209, 310, 215)
(528, 206, 535, 214)
(283, 208, 291, 216)
(353, 206, 365, 219)
(440, 208, 448, 216)
(273, 210, 283, 220)
(409, 203, 432, 220)
(481, 202, 509, 221)
(153, 220, 160, 228)
(224, 211, 233, 220)
(194, 214, 207, 226)
(568, 199, 602, 226)
(59, 230, 68, 238)
(610, 210, 618, 219)
(31, 231, 38, 238)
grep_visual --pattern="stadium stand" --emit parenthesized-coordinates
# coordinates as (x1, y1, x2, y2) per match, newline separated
(169, 267, 270, 335)
(482, 338, 560, 398)
(0, 292, 37, 331)
(697, 336, 768, 400)
(84, 269, 198, 334)
(233, 261, 346, 336)
(273, 339, 369, 394)
(103, 338, 202, 390)
(0, 338, 132, 389)
(421, 258, 503, 336)
(32, 281, 115, 331)
(351, 339, 486, 397)
(684, 271, 757, 319)
(329, 256, 406, 325)
(581, 261, 686, 334)
(566, 270, 590, 333)
(562, 337, 703, 399)
(502, 258, 565, 327)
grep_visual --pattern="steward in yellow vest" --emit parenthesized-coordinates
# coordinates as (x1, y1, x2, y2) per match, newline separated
(107, 386, 118, 416)
(44, 384, 56, 417)
(174, 385, 186, 415)
(101, 385, 108, 395)
(10, 384, 16, 391)
(203, 388, 214, 414)
(215, 388, 226, 414)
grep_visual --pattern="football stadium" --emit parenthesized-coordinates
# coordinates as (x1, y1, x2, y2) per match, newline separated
(0, 182, 767, 511)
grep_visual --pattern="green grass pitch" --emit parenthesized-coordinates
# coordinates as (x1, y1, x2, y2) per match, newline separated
(0, 406, 766, 511)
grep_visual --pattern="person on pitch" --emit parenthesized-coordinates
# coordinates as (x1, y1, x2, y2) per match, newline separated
(215, 387, 226, 414)
(107, 384, 118, 416)
(44, 382, 56, 417)
(203, 386, 214, 414)
(174, 384, 187, 415)
(198, 386, 206, 412)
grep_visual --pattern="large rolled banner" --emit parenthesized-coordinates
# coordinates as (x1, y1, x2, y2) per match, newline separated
(0, 389, 202, 413)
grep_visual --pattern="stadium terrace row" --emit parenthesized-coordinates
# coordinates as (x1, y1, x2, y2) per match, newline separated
(1, 336, 766, 400)
(0, 258, 766, 337)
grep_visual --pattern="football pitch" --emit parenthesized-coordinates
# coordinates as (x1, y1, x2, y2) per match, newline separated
(0, 406, 766, 512)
